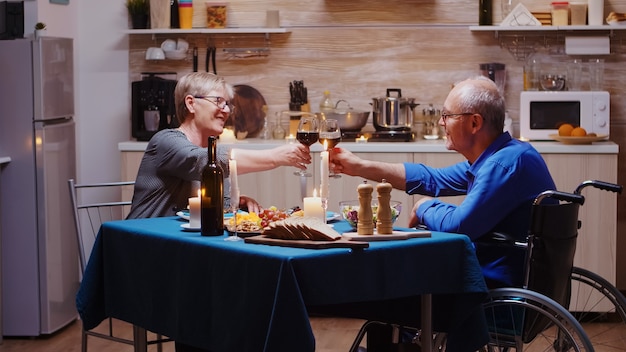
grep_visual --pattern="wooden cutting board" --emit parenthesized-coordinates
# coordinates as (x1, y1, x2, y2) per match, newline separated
(342, 230, 431, 241)
(229, 84, 266, 138)
(244, 235, 369, 249)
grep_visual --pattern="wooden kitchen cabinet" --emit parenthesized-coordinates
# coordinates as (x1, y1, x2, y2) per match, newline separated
(120, 145, 618, 285)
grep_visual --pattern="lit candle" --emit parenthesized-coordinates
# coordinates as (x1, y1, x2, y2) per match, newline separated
(356, 135, 368, 143)
(220, 128, 237, 143)
(229, 150, 240, 211)
(320, 141, 329, 199)
(286, 134, 296, 144)
(189, 190, 201, 228)
(303, 188, 325, 222)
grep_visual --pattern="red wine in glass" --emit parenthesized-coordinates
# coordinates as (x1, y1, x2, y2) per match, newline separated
(296, 131, 319, 146)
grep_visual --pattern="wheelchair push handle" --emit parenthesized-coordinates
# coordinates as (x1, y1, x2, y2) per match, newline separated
(574, 180, 623, 195)
(534, 190, 585, 206)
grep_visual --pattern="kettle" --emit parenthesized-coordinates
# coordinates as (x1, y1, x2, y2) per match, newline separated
(371, 88, 419, 132)
(479, 63, 506, 94)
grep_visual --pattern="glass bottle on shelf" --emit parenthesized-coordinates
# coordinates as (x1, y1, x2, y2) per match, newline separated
(272, 113, 286, 139)
(319, 90, 334, 114)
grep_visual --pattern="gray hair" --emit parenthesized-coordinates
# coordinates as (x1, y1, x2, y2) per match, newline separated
(174, 72, 235, 124)
(454, 76, 506, 134)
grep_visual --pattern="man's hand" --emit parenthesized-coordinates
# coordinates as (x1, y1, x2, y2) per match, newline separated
(408, 196, 433, 228)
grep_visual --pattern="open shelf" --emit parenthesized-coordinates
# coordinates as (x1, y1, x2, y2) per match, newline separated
(124, 27, 290, 35)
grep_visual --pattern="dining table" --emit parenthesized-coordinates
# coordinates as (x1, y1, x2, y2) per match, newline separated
(76, 216, 489, 352)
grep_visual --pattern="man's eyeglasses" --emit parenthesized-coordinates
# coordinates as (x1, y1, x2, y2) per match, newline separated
(194, 96, 235, 112)
(441, 112, 474, 123)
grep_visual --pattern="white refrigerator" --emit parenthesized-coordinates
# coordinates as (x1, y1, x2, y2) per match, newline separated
(0, 37, 78, 336)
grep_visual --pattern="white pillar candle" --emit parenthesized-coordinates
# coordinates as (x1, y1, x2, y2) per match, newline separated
(320, 141, 329, 199)
(229, 150, 240, 211)
(189, 191, 201, 228)
(303, 189, 325, 222)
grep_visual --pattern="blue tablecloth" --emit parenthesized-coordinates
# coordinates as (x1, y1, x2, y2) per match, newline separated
(76, 217, 488, 352)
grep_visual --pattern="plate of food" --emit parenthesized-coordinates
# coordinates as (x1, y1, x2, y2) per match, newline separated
(549, 134, 609, 145)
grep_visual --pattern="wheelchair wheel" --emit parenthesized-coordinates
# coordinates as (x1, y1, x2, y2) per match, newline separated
(570, 266, 626, 350)
(483, 288, 593, 351)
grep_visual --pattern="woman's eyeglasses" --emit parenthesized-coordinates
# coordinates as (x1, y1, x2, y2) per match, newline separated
(194, 96, 235, 112)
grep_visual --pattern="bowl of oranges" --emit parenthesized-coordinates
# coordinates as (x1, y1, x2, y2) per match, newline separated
(549, 123, 609, 144)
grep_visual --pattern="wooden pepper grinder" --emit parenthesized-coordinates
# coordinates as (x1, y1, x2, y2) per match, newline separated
(376, 179, 393, 234)
(357, 180, 374, 235)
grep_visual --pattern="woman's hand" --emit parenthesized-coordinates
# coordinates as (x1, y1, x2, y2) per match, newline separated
(239, 195, 261, 214)
(273, 143, 311, 170)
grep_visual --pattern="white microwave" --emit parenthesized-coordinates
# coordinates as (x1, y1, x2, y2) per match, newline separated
(520, 91, 610, 140)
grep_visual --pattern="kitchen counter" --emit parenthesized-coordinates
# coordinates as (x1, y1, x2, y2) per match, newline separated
(119, 139, 619, 154)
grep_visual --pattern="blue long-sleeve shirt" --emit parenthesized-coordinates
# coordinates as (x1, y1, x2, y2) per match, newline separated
(405, 132, 555, 286)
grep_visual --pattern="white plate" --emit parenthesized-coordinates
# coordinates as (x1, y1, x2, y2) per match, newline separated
(549, 134, 609, 145)
(327, 212, 341, 222)
(607, 20, 626, 26)
(176, 210, 190, 221)
(180, 223, 200, 231)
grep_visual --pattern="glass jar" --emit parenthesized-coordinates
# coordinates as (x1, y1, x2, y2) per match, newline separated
(551, 2, 570, 26)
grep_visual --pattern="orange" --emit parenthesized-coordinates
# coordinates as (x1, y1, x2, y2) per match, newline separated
(558, 123, 575, 136)
(571, 127, 587, 137)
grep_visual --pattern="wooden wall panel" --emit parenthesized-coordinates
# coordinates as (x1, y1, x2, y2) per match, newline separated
(130, 0, 626, 288)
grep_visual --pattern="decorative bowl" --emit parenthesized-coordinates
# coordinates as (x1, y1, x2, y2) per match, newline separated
(339, 200, 402, 229)
(540, 74, 566, 91)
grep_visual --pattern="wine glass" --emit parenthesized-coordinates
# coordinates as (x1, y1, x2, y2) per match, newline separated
(319, 119, 342, 178)
(224, 188, 242, 242)
(294, 113, 319, 177)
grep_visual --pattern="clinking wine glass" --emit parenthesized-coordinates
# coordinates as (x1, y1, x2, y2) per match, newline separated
(294, 113, 319, 177)
(319, 118, 342, 178)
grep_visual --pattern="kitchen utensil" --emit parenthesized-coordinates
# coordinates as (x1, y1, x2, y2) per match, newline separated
(479, 62, 506, 94)
(206, 46, 216, 73)
(192, 47, 198, 71)
(371, 88, 418, 132)
(316, 100, 369, 132)
(229, 84, 266, 138)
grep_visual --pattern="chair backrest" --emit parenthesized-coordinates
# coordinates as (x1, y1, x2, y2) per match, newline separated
(522, 190, 583, 342)
(68, 179, 135, 273)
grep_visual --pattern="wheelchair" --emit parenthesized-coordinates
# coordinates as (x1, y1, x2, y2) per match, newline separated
(567, 180, 626, 351)
(350, 180, 625, 351)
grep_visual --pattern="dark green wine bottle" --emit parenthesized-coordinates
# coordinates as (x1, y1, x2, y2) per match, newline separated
(479, 0, 492, 25)
(201, 136, 224, 236)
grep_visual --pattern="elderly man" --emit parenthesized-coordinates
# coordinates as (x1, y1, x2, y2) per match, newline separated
(331, 76, 555, 288)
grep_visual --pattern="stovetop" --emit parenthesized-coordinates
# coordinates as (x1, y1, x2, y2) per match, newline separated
(342, 131, 415, 142)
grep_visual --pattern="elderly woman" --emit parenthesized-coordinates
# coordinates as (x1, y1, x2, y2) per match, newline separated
(127, 71, 310, 218)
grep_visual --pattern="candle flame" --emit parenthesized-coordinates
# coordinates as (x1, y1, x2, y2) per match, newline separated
(197, 189, 201, 198)
(313, 188, 318, 197)
(323, 140, 328, 151)
(231, 149, 236, 160)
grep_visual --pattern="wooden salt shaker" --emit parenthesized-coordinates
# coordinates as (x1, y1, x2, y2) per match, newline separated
(376, 179, 393, 234)
(357, 181, 374, 235)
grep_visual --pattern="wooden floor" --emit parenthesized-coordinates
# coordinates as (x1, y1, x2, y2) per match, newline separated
(2, 317, 625, 351)
(0, 317, 366, 352)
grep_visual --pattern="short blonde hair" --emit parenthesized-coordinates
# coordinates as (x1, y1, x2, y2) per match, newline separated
(174, 72, 234, 124)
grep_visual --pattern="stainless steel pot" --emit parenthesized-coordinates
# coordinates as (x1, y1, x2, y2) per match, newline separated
(316, 100, 369, 132)
(371, 88, 419, 131)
